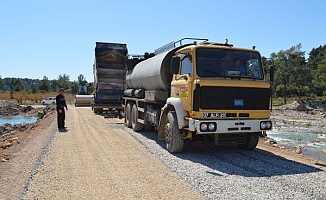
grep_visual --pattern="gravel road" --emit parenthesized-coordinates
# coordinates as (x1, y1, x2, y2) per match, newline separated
(21, 107, 203, 200)
(1, 106, 325, 200)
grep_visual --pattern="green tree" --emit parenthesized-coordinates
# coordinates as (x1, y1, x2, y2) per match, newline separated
(0, 76, 3, 90)
(9, 78, 25, 99)
(307, 45, 326, 95)
(287, 48, 309, 96)
(70, 81, 79, 94)
(57, 74, 70, 92)
(10, 78, 25, 92)
(39, 76, 50, 92)
(270, 44, 307, 103)
(77, 74, 87, 85)
(312, 53, 326, 95)
(307, 45, 326, 69)
(50, 79, 59, 92)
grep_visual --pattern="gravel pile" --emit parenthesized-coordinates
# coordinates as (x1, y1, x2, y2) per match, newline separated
(126, 128, 326, 200)
(0, 100, 22, 116)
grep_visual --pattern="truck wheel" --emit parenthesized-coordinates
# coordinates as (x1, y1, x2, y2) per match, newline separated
(164, 111, 184, 153)
(93, 108, 103, 113)
(239, 133, 259, 150)
(131, 104, 143, 131)
(125, 103, 133, 128)
(144, 122, 155, 131)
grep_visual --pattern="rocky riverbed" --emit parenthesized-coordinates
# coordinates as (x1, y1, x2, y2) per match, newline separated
(0, 100, 55, 137)
(268, 100, 326, 161)
(0, 100, 56, 161)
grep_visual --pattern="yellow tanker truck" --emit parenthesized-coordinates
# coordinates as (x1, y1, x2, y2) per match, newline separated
(123, 38, 274, 153)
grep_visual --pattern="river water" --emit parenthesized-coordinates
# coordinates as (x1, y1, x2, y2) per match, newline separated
(268, 120, 326, 162)
(0, 115, 38, 126)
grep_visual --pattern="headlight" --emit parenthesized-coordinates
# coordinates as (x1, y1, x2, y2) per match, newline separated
(199, 122, 217, 132)
(208, 123, 215, 131)
(260, 121, 272, 130)
(201, 123, 207, 131)
(266, 122, 271, 129)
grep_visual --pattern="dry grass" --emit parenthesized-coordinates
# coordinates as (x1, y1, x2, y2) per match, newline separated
(0, 93, 11, 100)
(0, 92, 76, 104)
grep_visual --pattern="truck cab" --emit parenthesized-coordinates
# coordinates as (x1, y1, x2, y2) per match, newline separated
(166, 41, 273, 151)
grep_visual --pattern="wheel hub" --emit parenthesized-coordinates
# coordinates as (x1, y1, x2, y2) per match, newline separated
(164, 123, 172, 144)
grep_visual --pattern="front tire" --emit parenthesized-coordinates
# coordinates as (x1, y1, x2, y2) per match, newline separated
(239, 133, 259, 150)
(164, 111, 184, 153)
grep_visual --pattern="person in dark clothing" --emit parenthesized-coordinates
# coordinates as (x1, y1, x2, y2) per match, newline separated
(56, 88, 68, 130)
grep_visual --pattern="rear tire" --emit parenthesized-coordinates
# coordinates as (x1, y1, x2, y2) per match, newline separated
(131, 104, 143, 131)
(164, 111, 184, 153)
(239, 133, 259, 150)
(125, 103, 133, 128)
(144, 122, 155, 131)
(93, 108, 103, 113)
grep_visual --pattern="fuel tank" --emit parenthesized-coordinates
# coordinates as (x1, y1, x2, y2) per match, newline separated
(126, 48, 179, 91)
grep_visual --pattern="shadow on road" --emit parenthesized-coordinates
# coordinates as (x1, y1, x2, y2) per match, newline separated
(132, 129, 323, 177)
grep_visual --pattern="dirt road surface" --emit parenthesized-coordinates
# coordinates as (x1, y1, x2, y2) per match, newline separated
(1, 106, 325, 200)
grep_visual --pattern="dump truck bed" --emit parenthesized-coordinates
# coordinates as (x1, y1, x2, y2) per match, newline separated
(93, 42, 127, 113)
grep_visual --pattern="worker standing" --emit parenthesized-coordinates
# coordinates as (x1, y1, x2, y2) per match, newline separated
(56, 88, 68, 131)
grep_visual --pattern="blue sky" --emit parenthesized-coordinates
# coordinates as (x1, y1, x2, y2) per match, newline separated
(0, 0, 325, 82)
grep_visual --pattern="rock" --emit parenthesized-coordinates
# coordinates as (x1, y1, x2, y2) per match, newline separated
(0, 142, 13, 149)
(0, 123, 32, 136)
(265, 138, 277, 145)
(8, 137, 18, 143)
(0, 126, 4, 135)
(37, 111, 45, 119)
(22, 105, 33, 113)
(295, 146, 302, 154)
(294, 104, 309, 111)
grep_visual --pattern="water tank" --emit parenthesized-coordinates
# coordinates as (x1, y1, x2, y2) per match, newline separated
(126, 48, 178, 91)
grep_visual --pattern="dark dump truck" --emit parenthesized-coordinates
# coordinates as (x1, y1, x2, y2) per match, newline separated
(92, 42, 127, 117)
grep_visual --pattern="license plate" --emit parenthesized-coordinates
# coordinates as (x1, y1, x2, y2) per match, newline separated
(202, 112, 226, 118)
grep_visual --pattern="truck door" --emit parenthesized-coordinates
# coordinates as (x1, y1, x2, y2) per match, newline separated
(171, 55, 193, 111)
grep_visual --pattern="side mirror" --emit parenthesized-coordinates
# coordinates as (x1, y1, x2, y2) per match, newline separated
(269, 65, 275, 82)
(171, 56, 180, 74)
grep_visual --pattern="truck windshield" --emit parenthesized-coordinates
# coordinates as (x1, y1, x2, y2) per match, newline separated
(196, 48, 264, 79)
(78, 85, 88, 95)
